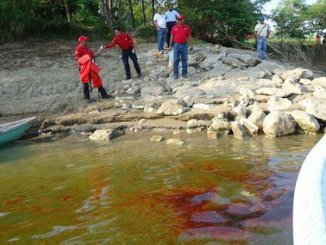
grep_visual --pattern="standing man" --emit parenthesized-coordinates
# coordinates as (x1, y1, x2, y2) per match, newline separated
(101, 28, 142, 80)
(153, 7, 166, 52)
(165, 3, 180, 48)
(254, 16, 270, 60)
(74, 36, 110, 101)
(169, 15, 192, 79)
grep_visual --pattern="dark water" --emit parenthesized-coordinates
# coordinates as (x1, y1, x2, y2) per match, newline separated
(0, 133, 321, 244)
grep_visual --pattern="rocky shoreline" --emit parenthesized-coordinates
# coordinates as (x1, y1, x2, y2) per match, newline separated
(1, 41, 326, 143)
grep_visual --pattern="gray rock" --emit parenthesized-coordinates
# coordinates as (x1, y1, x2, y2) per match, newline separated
(291, 110, 320, 134)
(272, 75, 284, 84)
(240, 118, 259, 135)
(248, 105, 266, 130)
(207, 118, 231, 139)
(298, 97, 326, 121)
(157, 100, 190, 116)
(281, 78, 302, 95)
(151, 135, 164, 142)
(166, 138, 185, 145)
(267, 96, 293, 111)
(263, 112, 297, 137)
(221, 56, 247, 69)
(231, 121, 248, 140)
(256, 87, 287, 97)
(174, 87, 205, 99)
(281, 68, 314, 80)
(311, 77, 326, 88)
(192, 103, 215, 110)
(187, 119, 207, 129)
(144, 101, 161, 113)
(141, 85, 165, 98)
(89, 128, 124, 141)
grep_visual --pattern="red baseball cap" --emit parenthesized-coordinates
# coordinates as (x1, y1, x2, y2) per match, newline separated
(78, 36, 88, 42)
(177, 15, 184, 21)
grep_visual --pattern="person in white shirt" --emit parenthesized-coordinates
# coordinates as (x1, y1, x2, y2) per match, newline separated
(254, 16, 270, 60)
(164, 3, 180, 48)
(154, 7, 166, 52)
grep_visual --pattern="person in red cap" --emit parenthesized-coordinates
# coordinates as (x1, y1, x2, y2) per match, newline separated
(100, 27, 142, 80)
(169, 15, 192, 79)
(74, 36, 111, 101)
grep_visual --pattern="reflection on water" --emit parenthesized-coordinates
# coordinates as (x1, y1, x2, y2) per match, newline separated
(0, 133, 321, 244)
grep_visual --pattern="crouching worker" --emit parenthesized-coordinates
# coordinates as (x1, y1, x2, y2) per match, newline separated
(74, 36, 111, 101)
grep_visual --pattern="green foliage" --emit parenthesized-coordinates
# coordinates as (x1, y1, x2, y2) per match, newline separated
(136, 24, 155, 41)
(306, 0, 326, 30)
(177, 0, 259, 45)
(272, 0, 309, 40)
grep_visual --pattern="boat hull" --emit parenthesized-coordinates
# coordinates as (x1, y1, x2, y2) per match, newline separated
(293, 135, 326, 244)
(0, 117, 36, 147)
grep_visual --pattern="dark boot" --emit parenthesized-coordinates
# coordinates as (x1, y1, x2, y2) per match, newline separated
(98, 87, 111, 99)
(83, 83, 90, 100)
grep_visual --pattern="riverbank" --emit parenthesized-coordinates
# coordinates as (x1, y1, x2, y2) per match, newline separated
(1, 39, 326, 141)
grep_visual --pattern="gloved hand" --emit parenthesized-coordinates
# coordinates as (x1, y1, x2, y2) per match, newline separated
(100, 45, 105, 50)
(132, 48, 136, 53)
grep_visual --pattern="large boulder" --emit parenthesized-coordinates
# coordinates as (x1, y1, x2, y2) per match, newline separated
(263, 112, 297, 137)
(291, 110, 320, 134)
(256, 87, 287, 97)
(248, 105, 266, 130)
(298, 97, 326, 121)
(157, 100, 190, 116)
(229, 53, 260, 67)
(281, 78, 302, 95)
(231, 121, 248, 140)
(89, 128, 124, 141)
(281, 68, 314, 80)
(311, 77, 326, 88)
(267, 96, 293, 111)
(207, 117, 231, 139)
(240, 118, 259, 136)
(141, 85, 165, 98)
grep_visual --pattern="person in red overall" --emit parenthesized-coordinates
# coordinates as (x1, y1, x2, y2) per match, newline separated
(74, 36, 110, 101)
(101, 28, 142, 80)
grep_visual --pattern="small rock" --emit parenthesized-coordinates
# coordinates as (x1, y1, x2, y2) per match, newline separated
(151, 135, 164, 142)
(166, 138, 185, 145)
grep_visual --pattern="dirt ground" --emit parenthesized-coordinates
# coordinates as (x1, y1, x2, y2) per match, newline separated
(0, 39, 155, 123)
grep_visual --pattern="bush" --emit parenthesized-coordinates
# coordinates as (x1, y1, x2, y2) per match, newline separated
(136, 25, 155, 41)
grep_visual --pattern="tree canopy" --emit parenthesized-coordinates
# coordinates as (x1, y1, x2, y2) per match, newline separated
(0, 0, 325, 44)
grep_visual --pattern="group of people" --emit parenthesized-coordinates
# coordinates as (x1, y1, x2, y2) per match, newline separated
(75, 3, 274, 101)
(316, 31, 326, 44)
(154, 4, 192, 79)
(74, 28, 142, 101)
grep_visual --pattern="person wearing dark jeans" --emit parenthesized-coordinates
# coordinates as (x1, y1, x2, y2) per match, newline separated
(102, 27, 142, 80)
(165, 4, 180, 47)
(122, 48, 141, 80)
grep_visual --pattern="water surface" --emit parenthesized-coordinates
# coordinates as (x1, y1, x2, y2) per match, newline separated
(0, 133, 321, 244)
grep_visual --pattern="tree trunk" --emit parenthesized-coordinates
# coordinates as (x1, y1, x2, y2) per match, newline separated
(128, 0, 136, 29)
(141, 0, 146, 25)
(63, 0, 71, 22)
(151, 0, 155, 18)
(100, 0, 114, 35)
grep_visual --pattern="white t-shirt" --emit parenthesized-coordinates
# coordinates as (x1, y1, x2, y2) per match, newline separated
(255, 23, 270, 37)
(165, 10, 180, 22)
(154, 13, 166, 28)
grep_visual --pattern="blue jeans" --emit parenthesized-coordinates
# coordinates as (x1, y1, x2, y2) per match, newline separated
(157, 28, 166, 51)
(174, 43, 188, 78)
(257, 37, 267, 59)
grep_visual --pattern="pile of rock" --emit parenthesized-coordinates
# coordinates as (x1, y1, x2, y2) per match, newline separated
(40, 44, 326, 141)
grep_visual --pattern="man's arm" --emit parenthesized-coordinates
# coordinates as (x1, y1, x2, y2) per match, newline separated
(105, 37, 117, 49)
